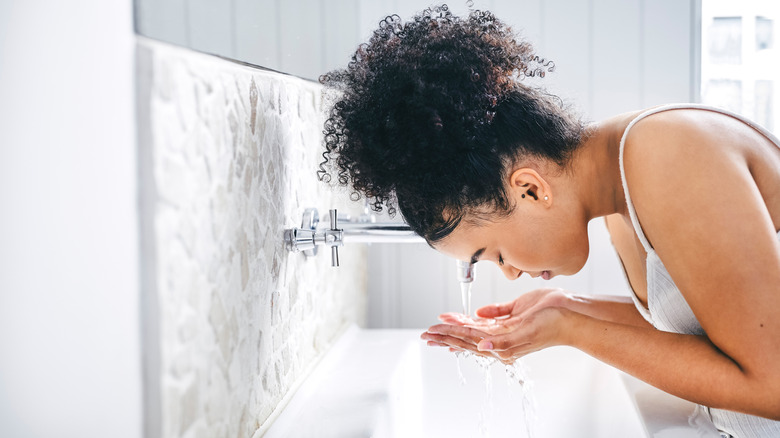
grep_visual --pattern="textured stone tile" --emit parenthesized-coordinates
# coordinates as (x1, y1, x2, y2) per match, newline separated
(140, 39, 367, 437)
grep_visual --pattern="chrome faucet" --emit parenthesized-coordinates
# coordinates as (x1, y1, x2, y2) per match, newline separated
(456, 259, 475, 283)
(283, 207, 424, 266)
(283, 207, 476, 282)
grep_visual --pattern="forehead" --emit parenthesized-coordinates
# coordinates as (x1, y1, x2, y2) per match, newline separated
(433, 220, 496, 262)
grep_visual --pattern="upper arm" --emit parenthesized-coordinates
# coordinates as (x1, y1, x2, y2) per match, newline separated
(623, 113, 780, 384)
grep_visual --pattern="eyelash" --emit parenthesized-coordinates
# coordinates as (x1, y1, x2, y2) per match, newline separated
(498, 254, 504, 266)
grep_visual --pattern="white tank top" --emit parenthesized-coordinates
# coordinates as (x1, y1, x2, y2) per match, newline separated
(618, 103, 780, 438)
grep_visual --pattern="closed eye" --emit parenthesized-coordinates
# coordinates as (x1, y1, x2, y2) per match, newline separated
(498, 254, 504, 266)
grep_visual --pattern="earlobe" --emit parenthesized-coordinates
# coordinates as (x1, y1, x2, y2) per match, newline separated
(509, 168, 552, 205)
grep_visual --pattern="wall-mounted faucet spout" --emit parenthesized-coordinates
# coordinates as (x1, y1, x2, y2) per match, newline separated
(284, 208, 477, 299)
(456, 259, 475, 283)
(283, 208, 424, 266)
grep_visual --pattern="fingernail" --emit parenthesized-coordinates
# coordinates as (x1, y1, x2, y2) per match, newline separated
(477, 340, 493, 351)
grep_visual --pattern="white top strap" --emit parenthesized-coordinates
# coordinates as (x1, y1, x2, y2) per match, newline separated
(618, 103, 780, 253)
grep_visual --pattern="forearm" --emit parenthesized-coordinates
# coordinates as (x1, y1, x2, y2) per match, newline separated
(563, 294, 653, 329)
(564, 311, 780, 420)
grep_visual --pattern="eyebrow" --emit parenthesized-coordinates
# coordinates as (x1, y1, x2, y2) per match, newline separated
(470, 247, 486, 265)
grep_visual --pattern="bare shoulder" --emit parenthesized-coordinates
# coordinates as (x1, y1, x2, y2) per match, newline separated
(622, 107, 780, 170)
(620, 107, 780, 229)
(622, 108, 749, 176)
(620, 109, 759, 221)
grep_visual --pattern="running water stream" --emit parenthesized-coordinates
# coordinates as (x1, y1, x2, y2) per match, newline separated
(455, 351, 537, 438)
(455, 282, 536, 438)
(460, 281, 472, 318)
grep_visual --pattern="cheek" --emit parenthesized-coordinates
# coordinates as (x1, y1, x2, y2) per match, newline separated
(511, 229, 561, 269)
(507, 212, 589, 272)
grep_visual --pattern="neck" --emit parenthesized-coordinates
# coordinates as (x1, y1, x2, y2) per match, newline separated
(569, 113, 635, 221)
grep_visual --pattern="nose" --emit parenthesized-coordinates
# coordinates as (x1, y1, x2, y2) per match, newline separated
(499, 263, 521, 280)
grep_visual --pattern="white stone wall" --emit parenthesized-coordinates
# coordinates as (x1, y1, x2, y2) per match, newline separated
(137, 39, 367, 438)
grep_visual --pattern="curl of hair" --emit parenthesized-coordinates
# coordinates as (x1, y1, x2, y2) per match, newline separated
(319, 5, 584, 243)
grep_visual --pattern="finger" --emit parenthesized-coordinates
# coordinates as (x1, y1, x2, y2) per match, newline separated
(423, 331, 478, 349)
(442, 312, 502, 328)
(492, 344, 543, 365)
(427, 324, 489, 343)
(426, 340, 449, 347)
(476, 332, 531, 352)
(438, 312, 473, 325)
(476, 301, 515, 318)
(464, 318, 503, 332)
(422, 330, 467, 345)
(423, 332, 481, 351)
(439, 313, 497, 328)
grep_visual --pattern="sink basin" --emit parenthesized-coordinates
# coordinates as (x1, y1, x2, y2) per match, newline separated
(259, 325, 719, 437)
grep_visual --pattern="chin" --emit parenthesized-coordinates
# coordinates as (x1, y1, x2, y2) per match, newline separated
(549, 239, 589, 278)
(562, 253, 589, 277)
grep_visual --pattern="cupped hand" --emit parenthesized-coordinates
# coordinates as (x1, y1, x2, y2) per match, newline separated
(441, 287, 571, 326)
(421, 288, 575, 363)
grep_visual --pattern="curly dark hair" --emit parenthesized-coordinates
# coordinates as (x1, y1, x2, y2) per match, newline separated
(319, 5, 585, 243)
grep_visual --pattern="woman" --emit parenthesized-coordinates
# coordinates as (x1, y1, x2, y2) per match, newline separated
(319, 6, 780, 437)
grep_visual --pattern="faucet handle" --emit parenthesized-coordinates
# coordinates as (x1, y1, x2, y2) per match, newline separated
(329, 209, 340, 267)
(331, 246, 339, 267)
(329, 209, 338, 230)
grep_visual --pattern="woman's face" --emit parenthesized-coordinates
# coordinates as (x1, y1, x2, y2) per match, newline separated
(433, 185, 591, 281)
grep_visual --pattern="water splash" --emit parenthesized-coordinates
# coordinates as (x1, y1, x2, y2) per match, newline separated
(505, 359, 537, 438)
(474, 354, 494, 437)
(456, 351, 537, 438)
(454, 351, 467, 386)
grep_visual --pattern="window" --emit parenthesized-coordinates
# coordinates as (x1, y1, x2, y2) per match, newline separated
(708, 17, 742, 64)
(701, 0, 779, 132)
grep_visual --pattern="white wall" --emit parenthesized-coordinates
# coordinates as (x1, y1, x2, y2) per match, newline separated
(0, 1, 141, 438)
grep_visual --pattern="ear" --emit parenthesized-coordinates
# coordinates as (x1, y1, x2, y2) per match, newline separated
(508, 168, 552, 205)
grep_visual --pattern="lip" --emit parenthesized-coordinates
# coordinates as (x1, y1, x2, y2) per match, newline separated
(518, 270, 552, 280)
(529, 271, 552, 280)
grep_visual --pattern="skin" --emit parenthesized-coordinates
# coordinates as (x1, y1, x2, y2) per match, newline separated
(420, 107, 780, 420)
